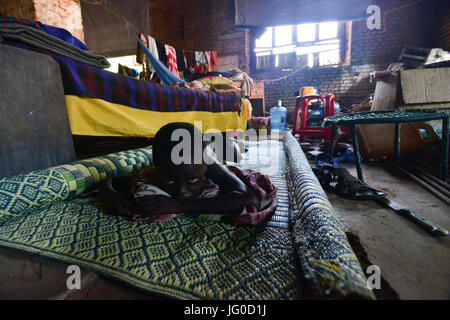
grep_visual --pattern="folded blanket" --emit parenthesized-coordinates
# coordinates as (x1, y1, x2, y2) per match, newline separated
(64, 95, 248, 137)
(0, 23, 109, 68)
(1, 16, 87, 50)
(54, 53, 241, 113)
(1, 16, 43, 30)
(5, 41, 242, 113)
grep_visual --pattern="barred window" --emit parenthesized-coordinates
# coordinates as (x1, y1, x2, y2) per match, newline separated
(254, 21, 342, 70)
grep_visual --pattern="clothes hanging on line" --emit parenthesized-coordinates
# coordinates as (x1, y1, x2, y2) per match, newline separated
(176, 48, 188, 79)
(136, 33, 219, 82)
(156, 40, 167, 66)
(204, 51, 213, 72)
(137, 38, 185, 86)
(195, 51, 206, 64)
(165, 44, 179, 78)
(147, 36, 159, 60)
(137, 34, 159, 75)
(211, 51, 218, 66)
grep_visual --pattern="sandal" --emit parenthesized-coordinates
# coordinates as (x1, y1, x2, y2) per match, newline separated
(330, 167, 385, 200)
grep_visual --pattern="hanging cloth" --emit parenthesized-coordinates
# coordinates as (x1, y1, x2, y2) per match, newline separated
(211, 51, 219, 66)
(204, 51, 213, 72)
(195, 51, 206, 64)
(136, 33, 148, 64)
(137, 34, 160, 74)
(165, 44, 180, 78)
(137, 38, 185, 86)
(176, 48, 188, 78)
(147, 35, 159, 60)
(156, 40, 167, 66)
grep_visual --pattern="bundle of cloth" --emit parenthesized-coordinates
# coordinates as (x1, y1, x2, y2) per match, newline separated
(171, 75, 242, 95)
(0, 16, 110, 69)
(228, 68, 254, 97)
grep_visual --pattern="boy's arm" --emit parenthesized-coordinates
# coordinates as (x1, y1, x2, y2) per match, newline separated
(135, 189, 259, 216)
(180, 191, 259, 215)
(98, 175, 135, 216)
(205, 162, 247, 194)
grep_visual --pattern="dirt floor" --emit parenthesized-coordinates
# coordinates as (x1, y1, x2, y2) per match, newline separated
(0, 137, 449, 300)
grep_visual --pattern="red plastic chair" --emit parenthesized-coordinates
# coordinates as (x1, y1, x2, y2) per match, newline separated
(292, 94, 335, 151)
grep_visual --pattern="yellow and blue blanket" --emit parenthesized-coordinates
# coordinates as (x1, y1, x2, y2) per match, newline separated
(6, 40, 248, 137)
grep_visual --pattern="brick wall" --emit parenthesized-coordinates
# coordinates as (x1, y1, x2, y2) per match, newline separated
(3, 0, 446, 110)
(256, 0, 442, 110)
(149, 0, 249, 71)
(0, 0, 84, 42)
(439, 1, 450, 50)
(0, 0, 36, 20)
(33, 0, 84, 42)
(149, 0, 446, 110)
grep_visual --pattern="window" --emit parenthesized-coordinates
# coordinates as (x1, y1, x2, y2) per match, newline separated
(254, 21, 341, 70)
(106, 55, 143, 74)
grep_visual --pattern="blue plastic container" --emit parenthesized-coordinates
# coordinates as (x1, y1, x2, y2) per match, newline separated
(270, 100, 287, 131)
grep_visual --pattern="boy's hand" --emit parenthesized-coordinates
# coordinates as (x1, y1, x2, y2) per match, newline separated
(109, 196, 133, 217)
(99, 178, 133, 217)
(135, 195, 182, 216)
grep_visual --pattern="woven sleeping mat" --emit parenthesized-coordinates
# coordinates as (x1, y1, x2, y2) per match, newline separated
(0, 134, 374, 299)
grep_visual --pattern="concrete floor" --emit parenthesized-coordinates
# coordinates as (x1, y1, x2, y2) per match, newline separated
(0, 143, 449, 299)
(326, 161, 450, 300)
(0, 246, 166, 300)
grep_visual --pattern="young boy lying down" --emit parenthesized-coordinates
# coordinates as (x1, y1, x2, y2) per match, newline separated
(99, 122, 277, 225)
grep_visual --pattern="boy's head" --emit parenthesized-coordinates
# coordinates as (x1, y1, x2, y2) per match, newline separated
(152, 122, 207, 200)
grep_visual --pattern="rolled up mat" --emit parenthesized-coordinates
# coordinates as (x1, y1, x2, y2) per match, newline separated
(284, 132, 375, 299)
(0, 147, 153, 224)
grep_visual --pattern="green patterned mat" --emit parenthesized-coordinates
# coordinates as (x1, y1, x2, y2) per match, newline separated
(0, 136, 374, 299)
(0, 141, 304, 299)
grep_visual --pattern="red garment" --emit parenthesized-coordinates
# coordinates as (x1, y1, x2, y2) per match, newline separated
(165, 44, 179, 77)
(211, 51, 218, 66)
(204, 51, 213, 72)
(226, 165, 278, 225)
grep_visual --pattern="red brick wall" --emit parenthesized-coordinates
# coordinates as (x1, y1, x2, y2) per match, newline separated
(149, 0, 249, 71)
(33, 0, 84, 42)
(0, 0, 36, 20)
(149, 0, 445, 110)
(0, 0, 84, 42)
(256, 0, 442, 110)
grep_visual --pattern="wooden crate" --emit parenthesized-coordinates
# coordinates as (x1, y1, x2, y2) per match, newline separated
(400, 67, 450, 109)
